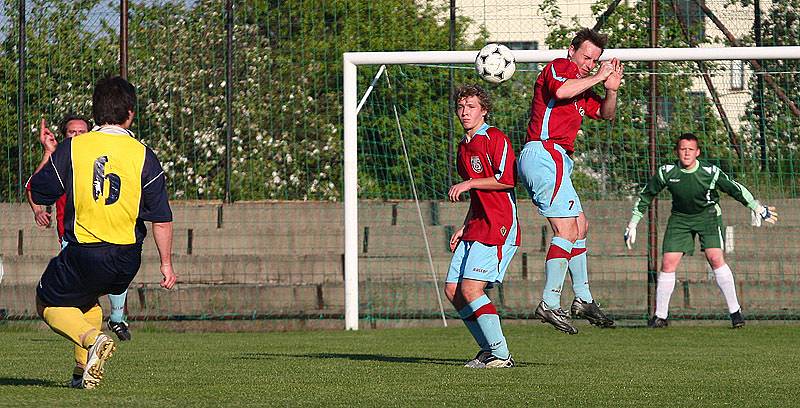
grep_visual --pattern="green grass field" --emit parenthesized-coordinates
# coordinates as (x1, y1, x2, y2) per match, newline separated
(1, 321, 799, 407)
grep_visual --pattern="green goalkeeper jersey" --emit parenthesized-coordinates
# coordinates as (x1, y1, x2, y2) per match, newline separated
(630, 160, 759, 224)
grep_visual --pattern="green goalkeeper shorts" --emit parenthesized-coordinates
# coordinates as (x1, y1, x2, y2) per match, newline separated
(662, 211, 725, 256)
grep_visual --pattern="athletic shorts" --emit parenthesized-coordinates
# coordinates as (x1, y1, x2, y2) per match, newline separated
(518, 141, 582, 218)
(446, 240, 517, 289)
(663, 211, 724, 256)
(37, 242, 142, 307)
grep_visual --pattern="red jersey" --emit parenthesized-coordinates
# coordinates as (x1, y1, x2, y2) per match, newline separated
(526, 58, 603, 154)
(456, 123, 520, 246)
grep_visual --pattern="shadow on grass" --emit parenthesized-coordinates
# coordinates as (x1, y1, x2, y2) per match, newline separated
(236, 352, 550, 367)
(0, 377, 64, 387)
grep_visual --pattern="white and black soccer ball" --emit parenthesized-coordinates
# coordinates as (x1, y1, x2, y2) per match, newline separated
(475, 43, 516, 84)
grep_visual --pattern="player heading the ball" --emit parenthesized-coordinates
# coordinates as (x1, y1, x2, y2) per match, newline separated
(518, 27, 623, 334)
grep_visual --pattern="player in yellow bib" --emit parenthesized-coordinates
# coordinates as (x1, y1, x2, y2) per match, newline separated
(29, 76, 176, 389)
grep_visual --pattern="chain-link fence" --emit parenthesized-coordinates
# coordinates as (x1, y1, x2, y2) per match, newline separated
(1, 0, 799, 323)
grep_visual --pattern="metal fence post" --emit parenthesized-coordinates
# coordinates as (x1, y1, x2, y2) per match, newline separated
(17, 0, 26, 202)
(224, 0, 233, 203)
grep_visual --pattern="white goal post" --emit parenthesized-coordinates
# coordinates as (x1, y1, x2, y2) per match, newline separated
(342, 46, 800, 330)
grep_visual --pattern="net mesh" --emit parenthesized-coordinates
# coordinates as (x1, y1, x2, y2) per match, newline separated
(356, 59, 800, 321)
(0, 0, 798, 323)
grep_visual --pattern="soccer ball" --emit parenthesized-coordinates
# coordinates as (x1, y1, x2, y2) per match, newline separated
(474, 43, 516, 84)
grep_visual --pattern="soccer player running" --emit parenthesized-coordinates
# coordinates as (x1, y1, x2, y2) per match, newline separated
(29, 76, 176, 389)
(624, 133, 778, 328)
(26, 115, 134, 343)
(445, 84, 519, 368)
(518, 28, 622, 334)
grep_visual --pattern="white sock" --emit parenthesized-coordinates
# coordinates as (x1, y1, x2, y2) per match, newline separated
(713, 264, 741, 314)
(655, 272, 676, 319)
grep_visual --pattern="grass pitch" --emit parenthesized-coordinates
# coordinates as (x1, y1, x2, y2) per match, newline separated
(1, 321, 798, 407)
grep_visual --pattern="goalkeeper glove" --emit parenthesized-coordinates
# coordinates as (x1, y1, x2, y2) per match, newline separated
(624, 220, 638, 250)
(752, 203, 778, 227)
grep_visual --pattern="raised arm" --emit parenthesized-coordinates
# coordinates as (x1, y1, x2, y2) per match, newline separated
(554, 61, 615, 101)
(599, 60, 623, 120)
(27, 118, 59, 226)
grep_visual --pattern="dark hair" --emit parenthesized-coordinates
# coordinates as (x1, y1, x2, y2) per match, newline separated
(571, 28, 608, 52)
(58, 114, 91, 138)
(453, 84, 492, 117)
(675, 133, 701, 150)
(92, 76, 136, 125)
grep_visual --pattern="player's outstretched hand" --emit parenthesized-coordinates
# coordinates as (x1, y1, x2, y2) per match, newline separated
(160, 264, 177, 289)
(624, 221, 637, 249)
(754, 204, 778, 226)
(448, 180, 471, 202)
(449, 226, 464, 252)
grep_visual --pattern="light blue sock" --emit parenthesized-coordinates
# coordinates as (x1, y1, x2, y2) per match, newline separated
(108, 290, 128, 323)
(468, 295, 509, 359)
(543, 237, 574, 310)
(569, 238, 593, 302)
(458, 304, 488, 351)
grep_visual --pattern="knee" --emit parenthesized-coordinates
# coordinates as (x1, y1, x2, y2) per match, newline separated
(444, 285, 457, 304)
(661, 258, 681, 273)
(446, 284, 472, 310)
(707, 255, 726, 269)
(459, 285, 484, 302)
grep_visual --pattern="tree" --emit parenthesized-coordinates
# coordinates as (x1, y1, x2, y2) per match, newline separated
(0, 0, 117, 201)
(126, 0, 478, 201)
(740, 0, 800, 195)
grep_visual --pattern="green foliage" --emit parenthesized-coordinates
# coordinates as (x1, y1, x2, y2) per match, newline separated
(739, 0, 800, 197)
(3, 0, 798, 202)
(539, 0, 733, 199)
(1, 0, 475, 201)
(0, 0, 117, 201)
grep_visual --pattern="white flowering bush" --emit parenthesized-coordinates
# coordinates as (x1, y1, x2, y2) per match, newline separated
(127, 0, 343, 200)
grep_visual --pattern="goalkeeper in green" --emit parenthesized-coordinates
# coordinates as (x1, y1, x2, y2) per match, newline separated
(624, 133, 778, 328)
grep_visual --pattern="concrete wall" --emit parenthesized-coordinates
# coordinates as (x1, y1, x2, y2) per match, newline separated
(2, 199, 799, 319)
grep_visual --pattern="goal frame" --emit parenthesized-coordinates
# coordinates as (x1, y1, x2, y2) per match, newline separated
(342, 46, 800, 330)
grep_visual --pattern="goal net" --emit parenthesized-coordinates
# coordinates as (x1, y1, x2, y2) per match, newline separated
(346, 46, 800, 329)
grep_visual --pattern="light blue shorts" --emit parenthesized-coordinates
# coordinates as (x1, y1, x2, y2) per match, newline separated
(518, 141, 582, 218)
(446, 240, 517, 289)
